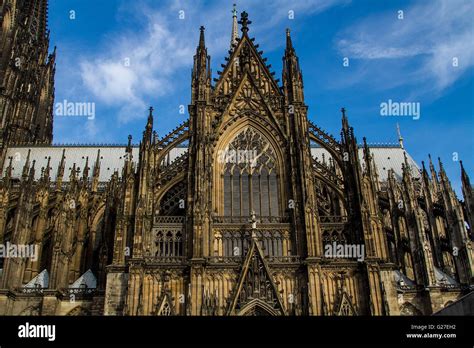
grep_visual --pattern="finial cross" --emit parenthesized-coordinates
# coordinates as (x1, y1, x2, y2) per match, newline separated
(239, 11, 252, 33)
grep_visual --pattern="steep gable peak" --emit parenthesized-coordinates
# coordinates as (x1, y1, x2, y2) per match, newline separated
(213, 11, 282, 97)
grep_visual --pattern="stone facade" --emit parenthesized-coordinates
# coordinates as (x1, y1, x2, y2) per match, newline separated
(0, 2, 473, 316)
(0, 0, 55, 147)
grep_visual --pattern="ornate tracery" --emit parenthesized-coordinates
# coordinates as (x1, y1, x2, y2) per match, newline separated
(221, 127, 280, 218)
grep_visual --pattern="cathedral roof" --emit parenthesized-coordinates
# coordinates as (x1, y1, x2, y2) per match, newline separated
(70, 269, 97, 289)
(23, 269, 49, 288)
(3, 144, 418, 183)
(311, 145, 420, 181)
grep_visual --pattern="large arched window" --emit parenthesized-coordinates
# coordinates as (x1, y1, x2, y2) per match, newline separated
(221, 127, 280, 218)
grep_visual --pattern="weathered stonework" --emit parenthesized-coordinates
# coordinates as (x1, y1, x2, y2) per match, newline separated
(0, 2, 472, 316)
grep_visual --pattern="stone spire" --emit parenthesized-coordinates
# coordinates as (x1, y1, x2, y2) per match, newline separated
(286, 28, 294, 52)
(143, 106, 154, 145)
(191, 26, 211, 103)
(428, 154, 440, 194)
(230, 4, 239, 50)
(42, 156, 51, 182)
(22, 150, 31, 180)
(198, 25, 205, 48)
(397, 123, 404, 149)
(460, 160, 471, 190)
(92, 149, 101, 192)
(282, 28, 304, 103)
(55, 149, 66, 190)
(82, 156, 90, 182)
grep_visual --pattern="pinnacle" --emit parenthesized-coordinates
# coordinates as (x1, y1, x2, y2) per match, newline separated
(238, 11, 252, 33)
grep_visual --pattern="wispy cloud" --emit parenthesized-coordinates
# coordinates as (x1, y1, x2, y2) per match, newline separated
(336, 0, 474, 94)
(79, 8, 194, 123)
(246, 0, 351, 30)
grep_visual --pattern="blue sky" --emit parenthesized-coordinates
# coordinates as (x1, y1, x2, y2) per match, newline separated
(48, 0, 473, 195)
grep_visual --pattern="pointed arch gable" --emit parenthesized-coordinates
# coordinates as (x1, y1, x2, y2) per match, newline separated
(214, 35, 282, 100)
(213, 118, 286, 173)
(217, 109, 286, 153)
(237, 298, 280, 316)
(226, 238, 286, 316)
(218, 71, 284, 135)
(155, 292, 174, 316)
(334, 292, 357, 316)
(214, 78, 284, 142)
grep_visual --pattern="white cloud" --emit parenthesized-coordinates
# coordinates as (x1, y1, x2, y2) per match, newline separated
(336, 0, 474, 93)
(81, 60, 139, 104)
(79, 9, 194, 123)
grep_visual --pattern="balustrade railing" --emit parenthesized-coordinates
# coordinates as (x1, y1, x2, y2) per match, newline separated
(142, 255, 186, 264)
(213, 215, 289, 224)
(320, 215, 348, 224)
(153, 216, 185, 224)
(213, 228, 292, 260)
(206, 255, 300, 264)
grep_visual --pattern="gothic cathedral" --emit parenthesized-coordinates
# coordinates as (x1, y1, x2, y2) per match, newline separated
(0, 1, 472, 316)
